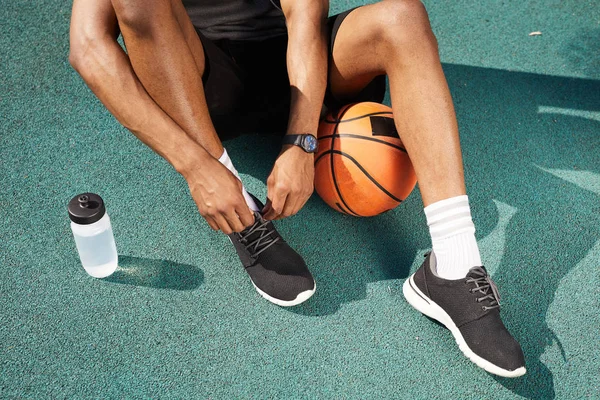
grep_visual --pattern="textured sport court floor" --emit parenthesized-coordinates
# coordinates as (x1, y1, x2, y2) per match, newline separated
(1, 0, 599, 398)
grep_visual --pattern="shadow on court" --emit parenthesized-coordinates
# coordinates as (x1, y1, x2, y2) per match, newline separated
(226, 64, 600, 399)
(103, 255, 204, 290)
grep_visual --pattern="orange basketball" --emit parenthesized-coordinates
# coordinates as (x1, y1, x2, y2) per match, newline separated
(315, 102, 417, 217)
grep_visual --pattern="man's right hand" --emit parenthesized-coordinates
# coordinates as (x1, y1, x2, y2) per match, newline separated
(184, 157, 255, 235)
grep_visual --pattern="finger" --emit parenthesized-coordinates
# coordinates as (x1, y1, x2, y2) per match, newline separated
(204, 215, 219, 231)
(224, 210, 246, 233)
(294, 190, 312, 214)
(213, 214, 234, 235)
(277, 187, 312, 220)
(265, 175, 278, 215)
(236, 204, 255, 228)
(262, 199, 272, 215)
(276, 194, 298, 220)
(263, 191, 286, 220)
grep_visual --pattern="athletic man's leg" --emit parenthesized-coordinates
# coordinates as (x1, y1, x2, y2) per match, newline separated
(327, 0, 526, 377)
(109, 0, 315, 306)
(110, 0, 266, 223)
(110, 0, 223, 157)
(329, 0, 464, 205)
(329, 1, 481, 279)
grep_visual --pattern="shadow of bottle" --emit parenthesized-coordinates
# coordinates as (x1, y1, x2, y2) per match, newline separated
(102, 255, 203, 290)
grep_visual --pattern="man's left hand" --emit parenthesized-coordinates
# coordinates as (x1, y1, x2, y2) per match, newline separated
(263, 145, 315, 220)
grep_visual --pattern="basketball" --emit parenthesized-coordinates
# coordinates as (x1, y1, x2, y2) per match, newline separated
(314, 102, 417, 217)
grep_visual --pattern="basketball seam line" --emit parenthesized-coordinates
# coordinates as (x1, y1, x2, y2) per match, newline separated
(317, 133, 408, 154)
(322, 149, 404, 204)
(330, 105, 361, 217)
(335, 202, 350, 215)
(322, 111, 393, 124)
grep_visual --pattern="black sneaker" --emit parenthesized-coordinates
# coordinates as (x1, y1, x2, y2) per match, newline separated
(228, 195, 316, 307)
(403, 252, 526, 377)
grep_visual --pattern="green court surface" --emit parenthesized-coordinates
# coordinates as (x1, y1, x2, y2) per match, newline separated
(1, 0, 599, 398)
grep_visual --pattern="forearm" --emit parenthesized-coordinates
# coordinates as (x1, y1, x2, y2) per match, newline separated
(71, 36, 211, 176)
(284, 2, 329, 135)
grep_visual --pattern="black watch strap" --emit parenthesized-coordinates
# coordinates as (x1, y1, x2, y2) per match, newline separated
(282, 134, 318, 153)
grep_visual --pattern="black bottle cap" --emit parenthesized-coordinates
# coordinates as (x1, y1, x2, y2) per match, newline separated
(68, 193, 106, 225)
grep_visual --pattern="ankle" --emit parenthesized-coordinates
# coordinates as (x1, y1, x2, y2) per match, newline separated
(425, 195, 482, 279)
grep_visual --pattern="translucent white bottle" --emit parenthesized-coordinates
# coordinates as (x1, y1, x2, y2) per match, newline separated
(68, 193, 118, 278)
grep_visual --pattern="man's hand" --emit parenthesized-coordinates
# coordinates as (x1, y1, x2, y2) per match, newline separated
(267, 0, 327, 221)
(184, 157, 255, 234)
(263, 145, 315, 220)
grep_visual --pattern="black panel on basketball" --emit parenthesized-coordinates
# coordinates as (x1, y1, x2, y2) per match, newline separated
(370, 116, 400, 139)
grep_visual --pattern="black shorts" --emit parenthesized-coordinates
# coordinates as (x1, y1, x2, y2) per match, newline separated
(197, 8, 386, 140)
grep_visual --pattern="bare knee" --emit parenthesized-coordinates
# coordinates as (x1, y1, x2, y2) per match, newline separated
(373, 0, 438, 54)
(112, 0, 172, 35)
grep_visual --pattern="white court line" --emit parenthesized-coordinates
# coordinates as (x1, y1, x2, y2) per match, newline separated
(537, 106, 600, 122)
(535, 166, 600, 196)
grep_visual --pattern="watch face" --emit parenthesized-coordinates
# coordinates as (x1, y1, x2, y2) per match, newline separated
(304, 135, 318, 152)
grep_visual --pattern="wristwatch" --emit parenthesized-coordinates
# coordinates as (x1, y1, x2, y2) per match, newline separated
(282, 134, 318, 153)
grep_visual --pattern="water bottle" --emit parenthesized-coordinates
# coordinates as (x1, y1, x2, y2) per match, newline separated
(68, 193, 118, 278)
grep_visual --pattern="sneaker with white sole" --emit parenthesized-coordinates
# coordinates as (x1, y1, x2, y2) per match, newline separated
(228, 195, 315, 307)
(403, 252, 526, 378)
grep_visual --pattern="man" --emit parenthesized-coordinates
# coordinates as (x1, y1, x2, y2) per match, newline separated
(69, 0, 526, 377)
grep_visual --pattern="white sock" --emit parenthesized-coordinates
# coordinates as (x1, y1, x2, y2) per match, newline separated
(218, 149, 260, 212)
(424, 195, 482, 280)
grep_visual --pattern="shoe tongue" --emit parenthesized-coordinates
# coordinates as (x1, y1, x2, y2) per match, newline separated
(467, 266, 488, 278)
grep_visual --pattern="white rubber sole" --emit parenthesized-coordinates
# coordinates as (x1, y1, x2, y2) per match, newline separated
(403, 274, 526, 378)
(252, 281, 316, 307)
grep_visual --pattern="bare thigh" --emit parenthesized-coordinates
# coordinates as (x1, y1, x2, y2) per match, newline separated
(329, 0, 435, 99)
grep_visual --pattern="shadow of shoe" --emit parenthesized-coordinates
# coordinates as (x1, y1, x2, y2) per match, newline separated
(103, 255, 203, 290)
(494, 356, 556, 399)
(442, 63, 600, 398)
(285, 192, 428, 317)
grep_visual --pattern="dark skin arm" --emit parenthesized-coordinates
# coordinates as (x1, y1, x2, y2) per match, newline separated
(69, 0, 254, 234)
(263, 0, 329, 220)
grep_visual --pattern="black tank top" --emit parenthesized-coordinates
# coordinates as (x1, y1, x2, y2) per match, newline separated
(182, 0, 286, 41)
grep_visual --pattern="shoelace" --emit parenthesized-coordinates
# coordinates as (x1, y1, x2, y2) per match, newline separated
(238, 215, 280, 257)
(466, 267, 501, 311)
